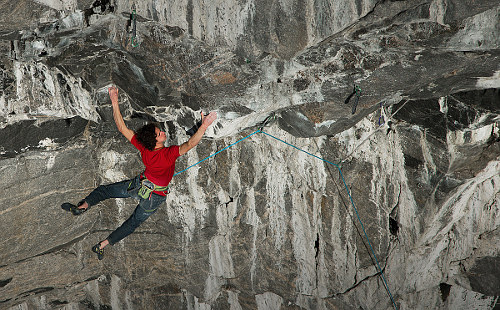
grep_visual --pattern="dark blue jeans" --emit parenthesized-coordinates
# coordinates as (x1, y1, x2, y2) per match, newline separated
(84, 175, 166, 245)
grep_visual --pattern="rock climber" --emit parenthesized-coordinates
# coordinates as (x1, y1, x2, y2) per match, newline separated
(62, 86, 217, 260)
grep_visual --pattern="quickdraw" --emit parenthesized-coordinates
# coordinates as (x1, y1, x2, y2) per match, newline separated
(130, 8, 139, 47)
(259, 112, 277, 131)
(378, 101, 385, 126)
(345, 84, 361, 114)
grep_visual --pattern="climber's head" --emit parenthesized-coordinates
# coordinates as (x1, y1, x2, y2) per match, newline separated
(136, 123, 166, 151)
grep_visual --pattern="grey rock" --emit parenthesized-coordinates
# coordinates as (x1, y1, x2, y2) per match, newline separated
(0, 0, 499, 310)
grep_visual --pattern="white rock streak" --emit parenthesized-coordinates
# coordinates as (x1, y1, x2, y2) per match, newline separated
(244, 187, 260, 288)
(98, 150, 128, 182)
(421, 161, 500, 245)
(182, 149, 208, 240)
(265, 135, 289, 253)
(476, 70, 500, 89)
(228, 291, 243, 310)
(7, 61, 98, 123)
(255, 292, 283, 310)
(446, 6, 500, 51)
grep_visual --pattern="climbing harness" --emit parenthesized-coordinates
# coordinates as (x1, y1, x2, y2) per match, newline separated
(132, 174, 169, 200)
(130, 8, 139, 47)
(138, 178, 169, 200)
(345, 84, 361, 114)
(173, 116, 399, 310)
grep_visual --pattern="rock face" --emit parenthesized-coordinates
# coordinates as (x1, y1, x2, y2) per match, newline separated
(0, 0, 499, 309)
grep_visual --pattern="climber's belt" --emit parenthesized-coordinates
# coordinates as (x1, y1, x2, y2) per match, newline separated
(135, 174, 169, 199)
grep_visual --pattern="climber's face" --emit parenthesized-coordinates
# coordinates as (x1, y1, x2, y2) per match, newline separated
(155, 127, 167, 144)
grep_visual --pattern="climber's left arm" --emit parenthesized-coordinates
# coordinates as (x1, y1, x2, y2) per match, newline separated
(179, 112, 217, 156)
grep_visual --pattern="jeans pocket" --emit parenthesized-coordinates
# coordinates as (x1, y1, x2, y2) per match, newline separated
(142, 193, 166, 213)
(127, 176, 141, 198)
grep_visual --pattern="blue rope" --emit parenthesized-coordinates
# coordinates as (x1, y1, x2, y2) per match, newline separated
(173, 129, 261, 176)
(173, 128, 398, 309)
(260, 131, 398, 310)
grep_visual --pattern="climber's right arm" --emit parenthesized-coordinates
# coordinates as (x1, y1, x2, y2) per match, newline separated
(109, 86, 134, 142)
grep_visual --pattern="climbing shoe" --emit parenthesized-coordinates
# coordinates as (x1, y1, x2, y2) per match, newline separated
(61, 200, 87, 216)
(92, 243, 104, 260)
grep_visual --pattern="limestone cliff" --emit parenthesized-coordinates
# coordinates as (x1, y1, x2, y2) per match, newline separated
(0, 0, 499, 309)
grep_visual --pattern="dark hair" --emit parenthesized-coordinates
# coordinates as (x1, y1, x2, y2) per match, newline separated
(135, 123, 158, 151)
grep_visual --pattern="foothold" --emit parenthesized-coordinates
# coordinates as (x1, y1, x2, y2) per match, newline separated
(389, 217, 399, 236)
(386, 120, 393, 135)
(0, 278, 12, 288)
(439, 283, 452, 302)
(314, 233, 320, 258)
(293, 78, 310, 92)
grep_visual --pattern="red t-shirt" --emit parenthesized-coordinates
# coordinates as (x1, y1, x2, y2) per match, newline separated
(130, 135, 181, 196)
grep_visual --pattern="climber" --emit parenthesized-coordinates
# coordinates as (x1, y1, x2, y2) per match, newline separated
(61, 86, 217, 260)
